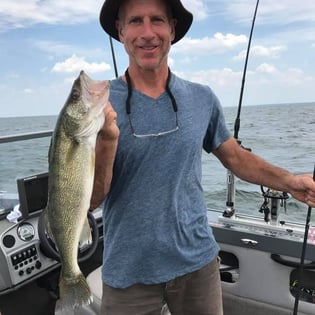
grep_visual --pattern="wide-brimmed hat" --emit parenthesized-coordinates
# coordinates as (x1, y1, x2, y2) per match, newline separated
(99, 0, 193, 44)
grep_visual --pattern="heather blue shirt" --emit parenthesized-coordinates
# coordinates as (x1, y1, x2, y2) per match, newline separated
(102, 73, 231, 288)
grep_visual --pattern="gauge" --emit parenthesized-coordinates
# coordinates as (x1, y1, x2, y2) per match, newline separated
(17, 223, 35, 241)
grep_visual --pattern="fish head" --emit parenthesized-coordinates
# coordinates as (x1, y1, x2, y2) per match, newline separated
(62, 71, 110, 141)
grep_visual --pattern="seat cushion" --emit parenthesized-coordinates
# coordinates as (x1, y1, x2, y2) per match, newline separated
(86, 266, 102, 313)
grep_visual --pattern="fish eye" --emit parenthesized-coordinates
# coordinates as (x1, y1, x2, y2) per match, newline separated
(71, 88, 81, 101)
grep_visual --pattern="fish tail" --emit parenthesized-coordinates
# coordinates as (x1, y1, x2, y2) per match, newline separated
(56, 273, 93, 312)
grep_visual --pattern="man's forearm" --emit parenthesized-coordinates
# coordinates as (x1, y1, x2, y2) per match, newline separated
(214, 137, 294, 192)
(233, 149, 294, 192)
(90, 137, 118, 210)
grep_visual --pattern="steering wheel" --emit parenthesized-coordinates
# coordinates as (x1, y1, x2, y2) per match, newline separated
(38, 210, 99, 263)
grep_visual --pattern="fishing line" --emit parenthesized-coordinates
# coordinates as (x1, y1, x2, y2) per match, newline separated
(293, 164, 315, 315)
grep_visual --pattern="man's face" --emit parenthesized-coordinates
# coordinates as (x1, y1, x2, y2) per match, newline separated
(116, 0, 176, 71)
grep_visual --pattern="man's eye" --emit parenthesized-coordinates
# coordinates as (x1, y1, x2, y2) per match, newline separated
(152, 17, 166, 25)
(130, 18, 142, 24)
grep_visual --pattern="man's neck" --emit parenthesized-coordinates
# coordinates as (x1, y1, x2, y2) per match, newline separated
(124, 66, 169, 99)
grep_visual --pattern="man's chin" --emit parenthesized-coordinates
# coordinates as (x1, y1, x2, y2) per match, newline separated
(135, 59, 166, 72)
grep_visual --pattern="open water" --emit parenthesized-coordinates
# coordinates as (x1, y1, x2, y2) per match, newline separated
(1, 103, 315, 224)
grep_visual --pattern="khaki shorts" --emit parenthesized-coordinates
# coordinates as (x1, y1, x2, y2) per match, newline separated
(101, 256, 223, 315)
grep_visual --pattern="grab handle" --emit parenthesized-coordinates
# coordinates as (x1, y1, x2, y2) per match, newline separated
(271, 254, 315, 269)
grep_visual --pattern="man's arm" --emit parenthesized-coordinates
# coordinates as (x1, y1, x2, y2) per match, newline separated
(213, 137, 315, 207)
(90, 102, 119, 210)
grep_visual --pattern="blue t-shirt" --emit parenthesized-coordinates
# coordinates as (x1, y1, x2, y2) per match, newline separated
(102, 73, 231, 288)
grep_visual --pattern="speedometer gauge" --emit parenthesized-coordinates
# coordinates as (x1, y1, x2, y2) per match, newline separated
(17, 223, 35, 241)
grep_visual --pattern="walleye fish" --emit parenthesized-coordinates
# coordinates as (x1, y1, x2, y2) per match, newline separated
(45, 71, 110, 311)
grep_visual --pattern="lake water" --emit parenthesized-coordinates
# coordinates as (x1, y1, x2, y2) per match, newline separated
(1, 102, 315, 223)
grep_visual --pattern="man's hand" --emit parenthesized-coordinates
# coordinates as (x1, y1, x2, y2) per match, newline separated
(289, 174, 315, 208)
(90, 101, 119, 210)
(99, 101, 120, 141)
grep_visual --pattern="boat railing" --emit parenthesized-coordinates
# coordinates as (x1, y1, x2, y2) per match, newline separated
(0, 130, 53, 144)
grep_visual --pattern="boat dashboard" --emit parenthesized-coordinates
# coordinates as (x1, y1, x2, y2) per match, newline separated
(0, 209, 57, 294)
(0, 172, 103, 297)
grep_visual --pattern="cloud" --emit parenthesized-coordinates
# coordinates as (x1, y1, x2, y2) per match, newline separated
(218, 0, 315, 25)
(168, 56, 175, 67)
(233, 45, 287, 61)
(182, 0, 209, 21)
(33, 40, 106, 61)
(178, 62, 315, 98)
(172, 33, 247, 54)
(256, 63, 277, 74)
(257, 0, 315, 25)
(34, 40, 80, 57)
(0, 0, 103, 31)
(51, 55, 111, 74)
(252, 63, 313, 86)
(217, 65, 312, 106)
(0, 0, 210, 31)
(22, 88, 34, 94)
(187, 67, 242, 88)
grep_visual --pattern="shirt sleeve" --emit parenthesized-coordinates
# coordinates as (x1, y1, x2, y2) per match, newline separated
(203, 91, 231, 153)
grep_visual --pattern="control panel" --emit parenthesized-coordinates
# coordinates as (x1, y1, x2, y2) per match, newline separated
(9, 243, 47, 285)
(0, 213, 58, 293)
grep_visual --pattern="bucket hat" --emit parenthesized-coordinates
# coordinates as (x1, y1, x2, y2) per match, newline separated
(99, 0, 193, 44)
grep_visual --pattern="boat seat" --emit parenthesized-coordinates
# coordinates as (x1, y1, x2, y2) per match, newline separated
(86, 266, 171, 314)
(86, 266, 103, 313)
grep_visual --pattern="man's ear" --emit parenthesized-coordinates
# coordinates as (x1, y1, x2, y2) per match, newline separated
(116, 20, 125, 43)
(170, 18, 177, 41)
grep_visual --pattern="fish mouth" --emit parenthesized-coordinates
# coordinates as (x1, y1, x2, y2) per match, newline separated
(75, 71, 110, 138)
(83, 72, 109, 113)
(81, 71, 109, 107)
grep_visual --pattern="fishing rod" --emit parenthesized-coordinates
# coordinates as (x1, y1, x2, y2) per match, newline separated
(234, 0, 260, 140)
(227, 1, 314, 312)
(293, 164, 315, 315)
(224, 0, 260, 217)
(109, 36, 118, 78)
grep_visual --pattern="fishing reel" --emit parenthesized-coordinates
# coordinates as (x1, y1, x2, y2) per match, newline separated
(259, 185, 289, 224)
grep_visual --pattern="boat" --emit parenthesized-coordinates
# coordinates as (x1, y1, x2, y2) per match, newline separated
(1, 1, 315, 313)
(0, 130, 315, 315)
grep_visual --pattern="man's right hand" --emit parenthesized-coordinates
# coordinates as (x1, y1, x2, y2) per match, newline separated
(99, 101, 120, 141)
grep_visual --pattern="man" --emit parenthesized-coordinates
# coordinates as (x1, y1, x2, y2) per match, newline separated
(91, 0, 315, 314)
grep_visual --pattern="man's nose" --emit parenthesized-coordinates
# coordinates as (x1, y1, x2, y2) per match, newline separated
(141, 20, 156, 40)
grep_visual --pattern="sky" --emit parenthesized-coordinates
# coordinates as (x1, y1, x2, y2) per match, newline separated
(0, 0, 314, 117)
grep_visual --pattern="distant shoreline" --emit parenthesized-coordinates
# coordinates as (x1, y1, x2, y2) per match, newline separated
(1, 101, 314, 119)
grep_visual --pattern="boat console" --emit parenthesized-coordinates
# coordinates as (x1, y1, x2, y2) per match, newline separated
(0, 210, 58, 293)
(0, 173, 103, 296)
